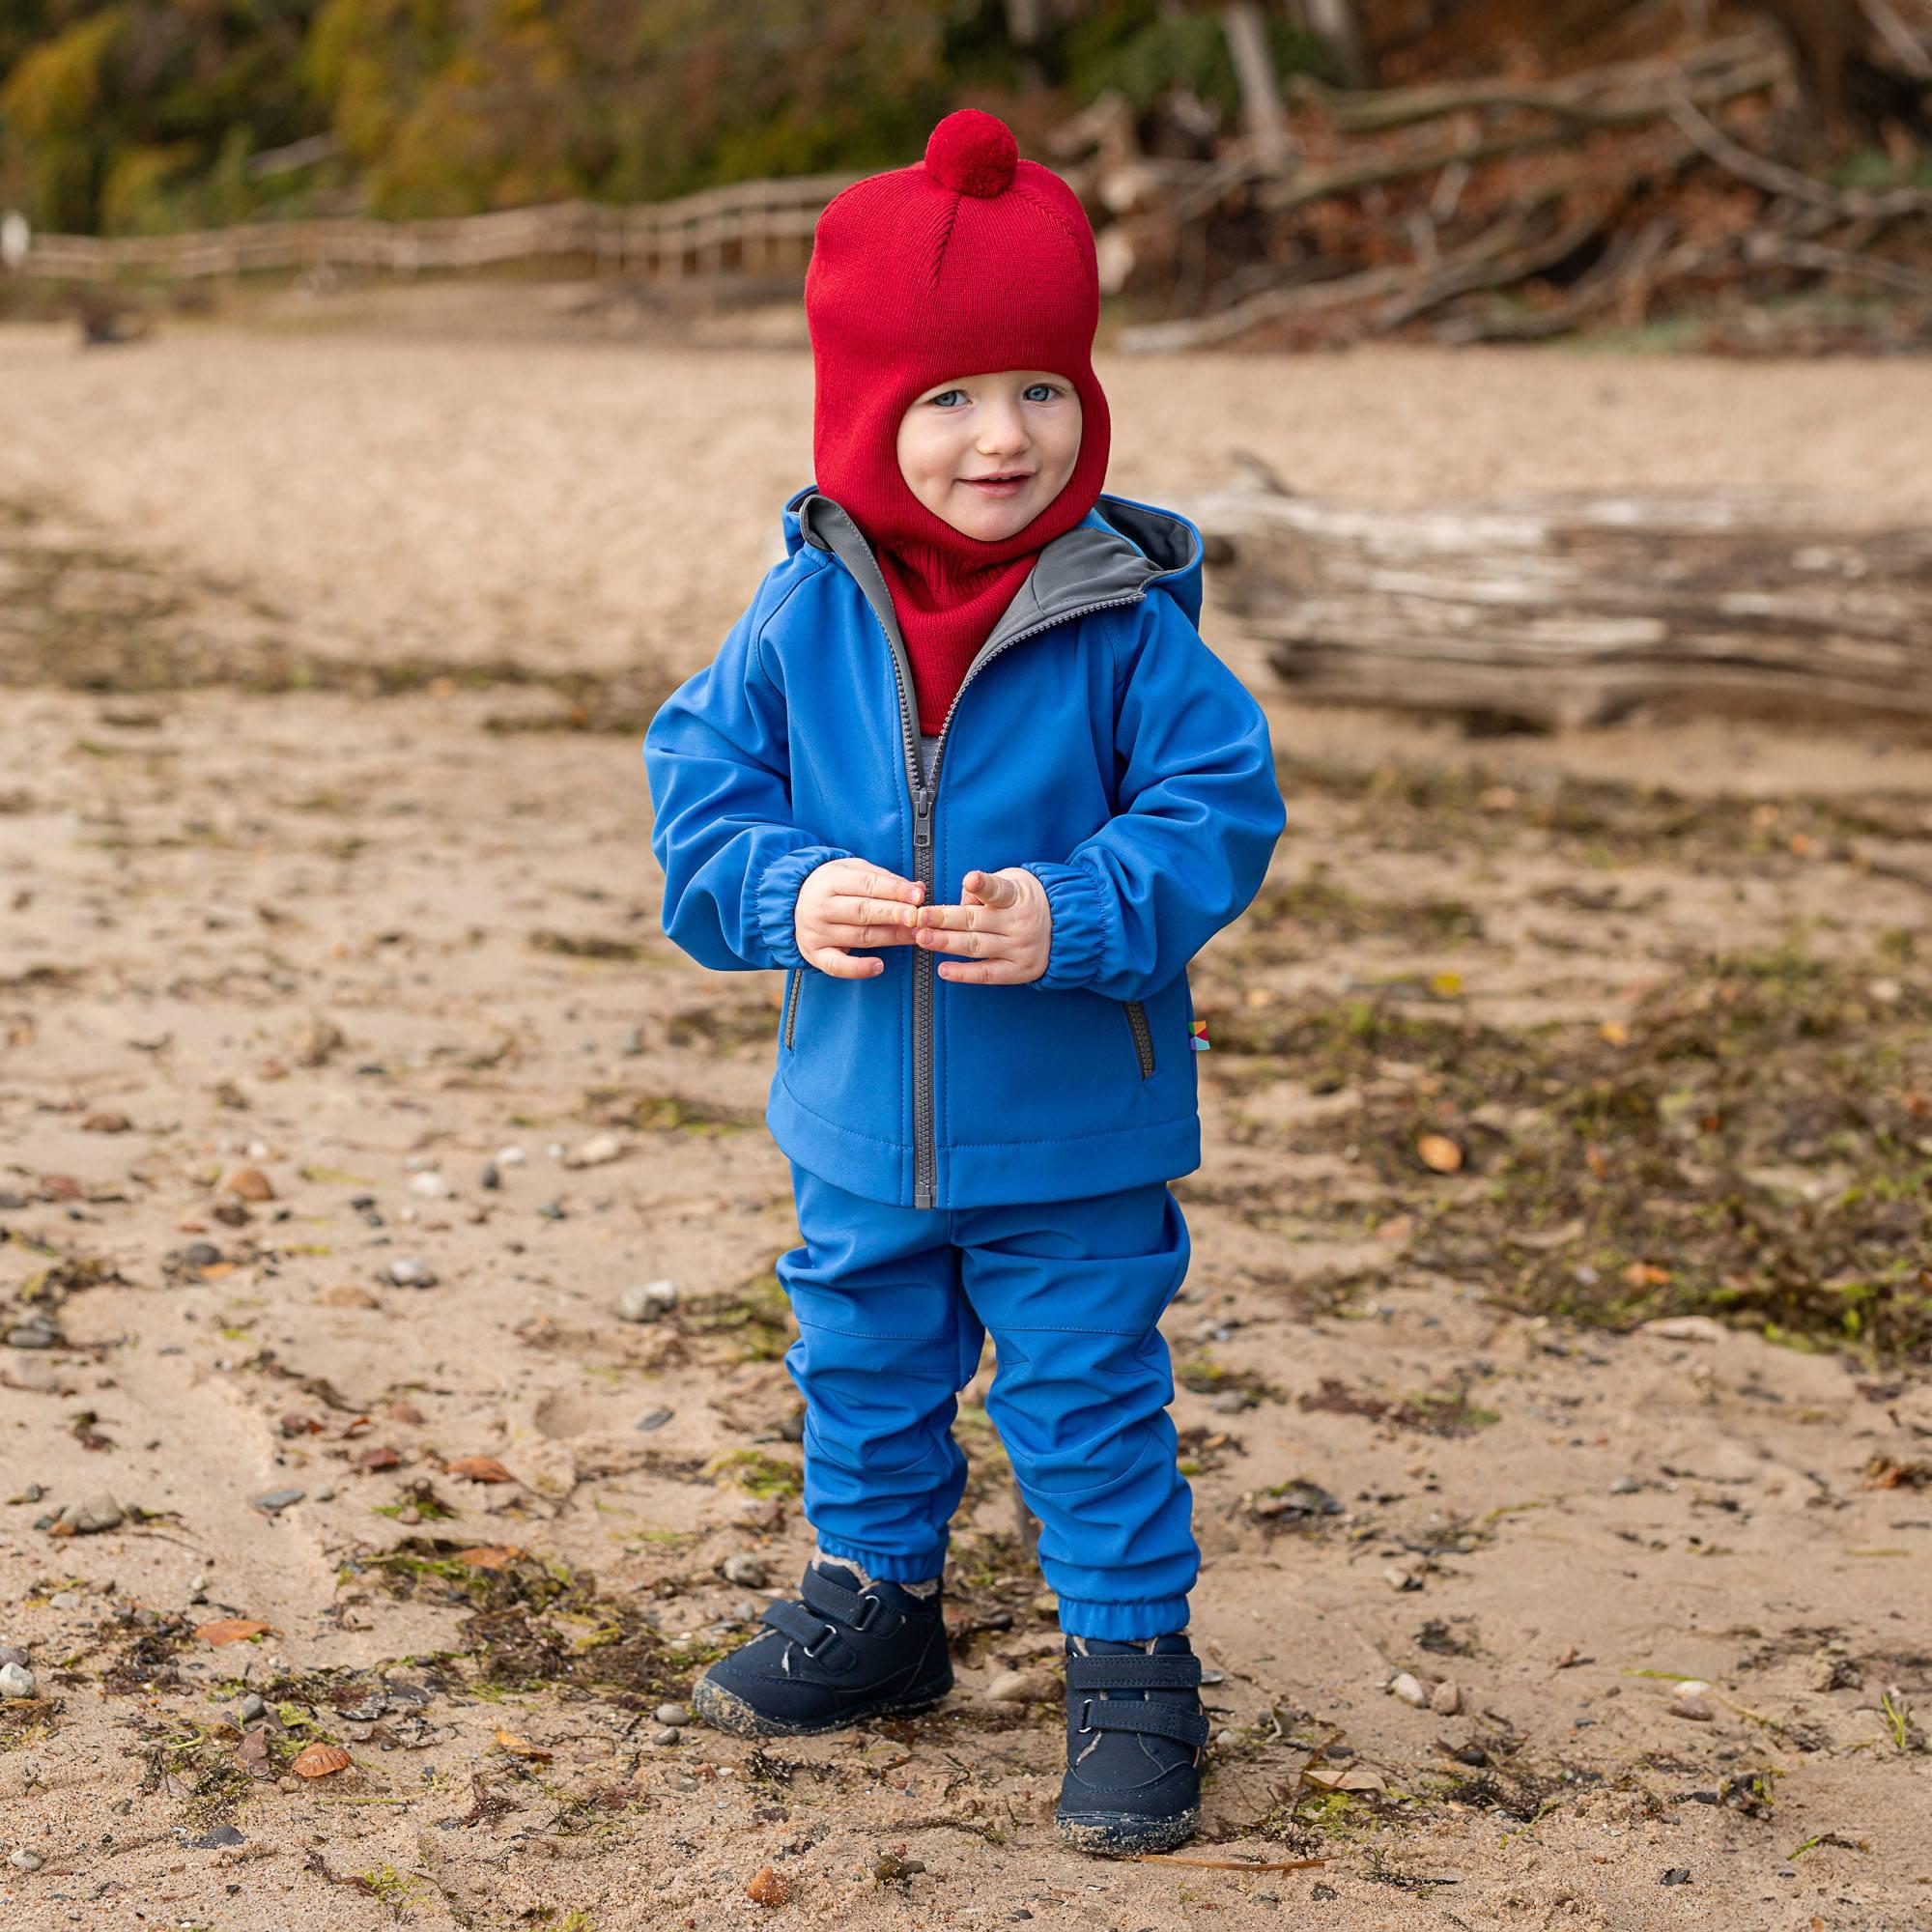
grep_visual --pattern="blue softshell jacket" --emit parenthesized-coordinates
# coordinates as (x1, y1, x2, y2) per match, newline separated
(643, 481, 1286, 1210)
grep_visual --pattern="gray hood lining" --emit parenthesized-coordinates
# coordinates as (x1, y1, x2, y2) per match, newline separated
(793, 491, 1197, 662)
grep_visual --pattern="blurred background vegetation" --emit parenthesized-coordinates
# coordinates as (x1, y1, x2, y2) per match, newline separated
(0, 0, 1334, 233)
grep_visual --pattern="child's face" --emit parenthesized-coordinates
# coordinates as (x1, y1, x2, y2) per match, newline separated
(895, 370, 1083, 541)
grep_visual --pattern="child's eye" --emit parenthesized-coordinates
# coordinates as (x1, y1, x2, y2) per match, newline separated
(929, 389, 964, 408)
(1025, 383, 1059, 402)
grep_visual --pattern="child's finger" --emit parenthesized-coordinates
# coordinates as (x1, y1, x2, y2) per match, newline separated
(913, 899, 1009, 931)
(961, 869, 1021, 907)
(820, 920, 919, 947)
(829, 893, 923, 930)
(915, 925, 1015, 959)
(809, 946, 886, 980)
(936, 957, 1030, 983)
(829, 861, 923, 904)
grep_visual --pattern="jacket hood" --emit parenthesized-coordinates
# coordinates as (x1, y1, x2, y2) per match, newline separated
(781, 482, 1205, 633)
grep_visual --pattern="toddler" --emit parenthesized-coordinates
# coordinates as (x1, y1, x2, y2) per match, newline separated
(642, 108, 1285, 1855)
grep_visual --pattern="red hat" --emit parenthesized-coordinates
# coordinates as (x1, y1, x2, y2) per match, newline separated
(806, 109, 1113, 735)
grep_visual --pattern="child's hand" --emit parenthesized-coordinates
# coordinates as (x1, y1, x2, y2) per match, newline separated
(795, 857, 925, 979)
(914, 868, 1052, 984)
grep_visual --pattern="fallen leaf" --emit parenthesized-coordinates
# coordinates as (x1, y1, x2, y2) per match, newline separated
(220, 1166, 276, 1202)
(746, 1863, 790, 1906)
(447, 1455, 513, 1484)
(196, 1618, 274, 1646)
(1416, 1133, 1463, 1174)
(1302, 1764, 1385, 1795)
(456, 1546, 525, 1570)
(319, 1285, 382, 1309)
(495, 1728, 551, 1761)
(290, 1743, 352, 1778)
(353, 1445, 403, 1473)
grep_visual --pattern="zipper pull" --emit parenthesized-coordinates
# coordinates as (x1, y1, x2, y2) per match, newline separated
(913, 789, 932, 850)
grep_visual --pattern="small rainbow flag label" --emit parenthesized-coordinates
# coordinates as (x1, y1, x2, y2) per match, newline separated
(1188, 1019, 1210, 1052)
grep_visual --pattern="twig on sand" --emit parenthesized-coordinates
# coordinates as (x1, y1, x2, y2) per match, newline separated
(1136, 1852, 1328, 1869)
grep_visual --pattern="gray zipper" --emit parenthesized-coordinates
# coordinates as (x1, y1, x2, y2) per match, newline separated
(796, 496, 1162, 1210)
(782, 965, 802, 1050)
(1124, 998, 1154, 1079)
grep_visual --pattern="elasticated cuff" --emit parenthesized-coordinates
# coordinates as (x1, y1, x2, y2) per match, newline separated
(1055, 1594, 1192, 1641)
(753, 843, 855, 970)
(812, 1532, 950, 1585)
(1020, 859, 1113, 992)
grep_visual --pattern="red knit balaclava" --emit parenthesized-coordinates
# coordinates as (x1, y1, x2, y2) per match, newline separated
(805, 108, 1113, 735)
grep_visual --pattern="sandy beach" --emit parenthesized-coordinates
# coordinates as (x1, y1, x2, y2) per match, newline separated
(1, 297, 1928, 1931)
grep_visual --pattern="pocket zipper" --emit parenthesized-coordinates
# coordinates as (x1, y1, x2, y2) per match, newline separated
(1124, 998, 1155, 1080)
(782, 966, 803, 1050)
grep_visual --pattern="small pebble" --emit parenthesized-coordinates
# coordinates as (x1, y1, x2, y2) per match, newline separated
(985, 1668, 1055, 1703)
(1609, 1475, 1641, 1495)
(497, 1145, 526, 1166)
(616, 1279, 678, 1322)
(410, 1171, 449, 1199)
(57, 1492, 125, 1535)
(652, 1725, 681, 1747)
(254, 1488, 304, 1514)
(1389, 1671, 1428, 1708)
(1430, 1677, 1463, 1716)
(568, 1131, 626, 1169)
(238, 1693, 266, 1721)
(635, 1406, 674, 1433)
(479, 1162, 501, 1191)
(9, 1848, 43, 1872)
(655, 1702, 691, 1727)
(387, 1258, 438, 1289)
(0, 1662, 37, 1699)
(722, 1553, 769, 1589)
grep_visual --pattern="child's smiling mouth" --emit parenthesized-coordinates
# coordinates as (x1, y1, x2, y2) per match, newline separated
(960, 471, 1035, 497)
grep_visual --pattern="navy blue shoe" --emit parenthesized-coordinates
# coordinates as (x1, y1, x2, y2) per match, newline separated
(691, 1560, 952, 1738)
(1055, 1634, 1208, 1855)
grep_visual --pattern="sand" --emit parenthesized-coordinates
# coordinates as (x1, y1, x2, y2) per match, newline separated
(0, 295, 1928, 1931)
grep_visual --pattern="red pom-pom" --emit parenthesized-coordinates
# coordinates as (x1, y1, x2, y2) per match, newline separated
(923, 110, 1019, 199)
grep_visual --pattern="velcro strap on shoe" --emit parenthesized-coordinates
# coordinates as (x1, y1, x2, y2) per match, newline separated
(1078, 1697, 1211, 1748)
(761, 1601, 837, 1651)
(1065, 1653, 1203, 1693)
(799, 1565, 866, 1625)
(800, 1565, 903, 1635)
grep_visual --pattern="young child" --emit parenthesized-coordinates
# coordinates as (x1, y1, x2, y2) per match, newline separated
(642, 108, 1285, 1855)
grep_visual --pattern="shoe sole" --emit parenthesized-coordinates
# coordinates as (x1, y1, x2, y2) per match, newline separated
(691, 1669, 953, 1740)
(1054, 1806, 1202, 1858)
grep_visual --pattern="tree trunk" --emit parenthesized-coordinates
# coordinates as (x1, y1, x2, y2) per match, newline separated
(1184, 464, 1932, 730)
(1302, 0, 1376, 88)
(1221, 3, 1293, 171)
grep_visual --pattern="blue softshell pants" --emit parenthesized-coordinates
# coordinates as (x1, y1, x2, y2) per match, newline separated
(777, 1157, 1200, 1640)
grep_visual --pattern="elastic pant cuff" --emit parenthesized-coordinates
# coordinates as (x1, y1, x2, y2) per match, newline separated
(1056, 1595, 1191, 1641)
(813, 1533, 949, 1586)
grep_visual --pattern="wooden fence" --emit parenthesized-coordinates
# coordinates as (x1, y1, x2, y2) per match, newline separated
(9, 172, 864, 284)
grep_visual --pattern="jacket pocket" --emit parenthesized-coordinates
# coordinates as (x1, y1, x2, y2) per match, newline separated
(1122, 998, 1155, 1080)
(782, 966, 804, 1052)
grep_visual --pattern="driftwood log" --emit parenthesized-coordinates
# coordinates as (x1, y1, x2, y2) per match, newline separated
(1184, 459, 1932, 730)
